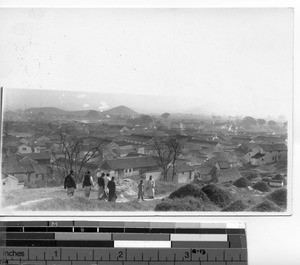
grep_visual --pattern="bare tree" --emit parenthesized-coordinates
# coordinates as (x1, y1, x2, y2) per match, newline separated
(151, 137, 173, 181)
(168, 135, 183, 181)
(151, 135, 183, 181)
(50, 131, 104, 182)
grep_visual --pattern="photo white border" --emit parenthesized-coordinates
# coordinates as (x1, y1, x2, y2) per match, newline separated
(0, 0, 295, 218)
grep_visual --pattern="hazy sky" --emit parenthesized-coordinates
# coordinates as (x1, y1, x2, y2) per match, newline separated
(0, 8, 293, 118)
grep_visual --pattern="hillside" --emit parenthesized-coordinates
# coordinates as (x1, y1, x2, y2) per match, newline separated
(102, 105, 139, 116)
(24, 107, 70, 116)
(24, 107, 98, 118)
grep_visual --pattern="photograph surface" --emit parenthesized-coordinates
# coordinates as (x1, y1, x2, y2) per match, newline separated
(0, 8, 293, 213)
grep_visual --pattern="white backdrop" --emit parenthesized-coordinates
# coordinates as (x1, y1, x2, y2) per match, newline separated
(0, 1, 299, 264)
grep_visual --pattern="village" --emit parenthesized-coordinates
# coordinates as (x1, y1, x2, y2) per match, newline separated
(1, 106, 288, 212)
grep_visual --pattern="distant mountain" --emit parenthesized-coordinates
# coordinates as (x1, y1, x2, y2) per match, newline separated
(24, 107, 93, 117)
(102, 105, 139, 116)
(22, 106, 139, 119)
(24, 107, 69, 116)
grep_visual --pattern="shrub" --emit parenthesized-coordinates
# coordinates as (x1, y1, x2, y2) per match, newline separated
(250, 200, 281, 212)
(233, 177, 251, 188)
(169, 183, 210, 203)
(252, 181, 270, 192)
(155, 196, 219, 212)
(201, 184, 232, 208)
(155, 181, 184, 196)
(221, 200, 247, 212)
(266, 188, 287, 207)
(272, 174, 284, 181)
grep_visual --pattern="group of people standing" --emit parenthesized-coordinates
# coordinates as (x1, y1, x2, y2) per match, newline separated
(138, 175, 155, 201)
(64, 171, 155, 202)
(64, 170, 117, 202)
(97, 172, 117, 202)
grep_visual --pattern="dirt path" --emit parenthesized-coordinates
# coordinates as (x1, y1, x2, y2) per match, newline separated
(6, 197, 53, 211)
(117, 193, 168, 203)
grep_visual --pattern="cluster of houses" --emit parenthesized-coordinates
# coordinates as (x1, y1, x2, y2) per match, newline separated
(1, 121, 288, 191)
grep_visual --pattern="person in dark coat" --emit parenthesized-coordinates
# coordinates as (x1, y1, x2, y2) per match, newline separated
(107, 176, 117, 202)
(82, 171, 94, 198)
(138, 179, 145, 201)
(97, 172, 106, 200)
(64, 170, 76, 196)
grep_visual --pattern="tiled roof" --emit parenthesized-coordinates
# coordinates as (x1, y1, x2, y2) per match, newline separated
(113, 141, 133, 147)
(32, 164, 49, 174)
(176, 164, 195, 173)
(258, 144, 287, 152)
(187, 139, 218, 146)
(18, 152, 51, 161)
(218, 169, 242, 182)
(218, 161, 230, 169)
(123, 135, 154, 143)
(197, 165, 215, 175)
(251, 153, 265, 159)
(101, 156, 157, 170)
(2, 161, 35, 174)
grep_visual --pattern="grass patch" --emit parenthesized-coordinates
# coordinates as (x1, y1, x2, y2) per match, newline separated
(169, 183, 211, 203)
(155, 181, 184, 196)
(266, 188, 287, 208)
(250, 199, 282, 212)
(155, 196, 219, 212)
(17, 196, 159, 211)
(221, 200, 247, 212)
(201, 184, 233, 208)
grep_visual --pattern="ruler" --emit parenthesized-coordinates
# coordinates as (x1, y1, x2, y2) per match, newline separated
(0, 221, 248, 265)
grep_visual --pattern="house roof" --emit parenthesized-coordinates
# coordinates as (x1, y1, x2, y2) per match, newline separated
(230, 136, 252, 144)
(205, 156, 231, 169)
(2, 161, 35, 174)
(186, 139, 218, 146)
(218, 161, 230, 169)
(124, 134, 154, 141)
(125, 152, 147, 157)
(32, 142, 46, 147)
(32, 164, 48, 174)
(2, 174, 19, 181)
(176, 164, 195, 173)
(251, 153, 265, 159)
(101, 156, 157, 170)
(197, 165, 215, 175)
(18, 152, 51, 161)
(113, 141, 133, 147)
(258, 144, 287, 152)
(254, 135, 286, 143)
(218, 169, 242, 182)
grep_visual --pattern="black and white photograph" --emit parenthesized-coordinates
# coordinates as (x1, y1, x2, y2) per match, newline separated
(0, 8, 293, 213)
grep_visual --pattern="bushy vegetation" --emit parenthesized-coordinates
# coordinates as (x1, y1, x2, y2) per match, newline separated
(273, 174, 284, 181)
(266, 188, 287, 208)
(169, 183, 210, 202)
(201, 184, 232, 208)
(250, 200, 282, 212)
(155, 196, 219, 212)
(252, 181, 271, 192)
(155, 181, 184, 196)
(233, 177, 251, 188)
(221, 200, 247, 212)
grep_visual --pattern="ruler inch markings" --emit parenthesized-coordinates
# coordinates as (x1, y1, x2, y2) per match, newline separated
(0, 221, 247, 264)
